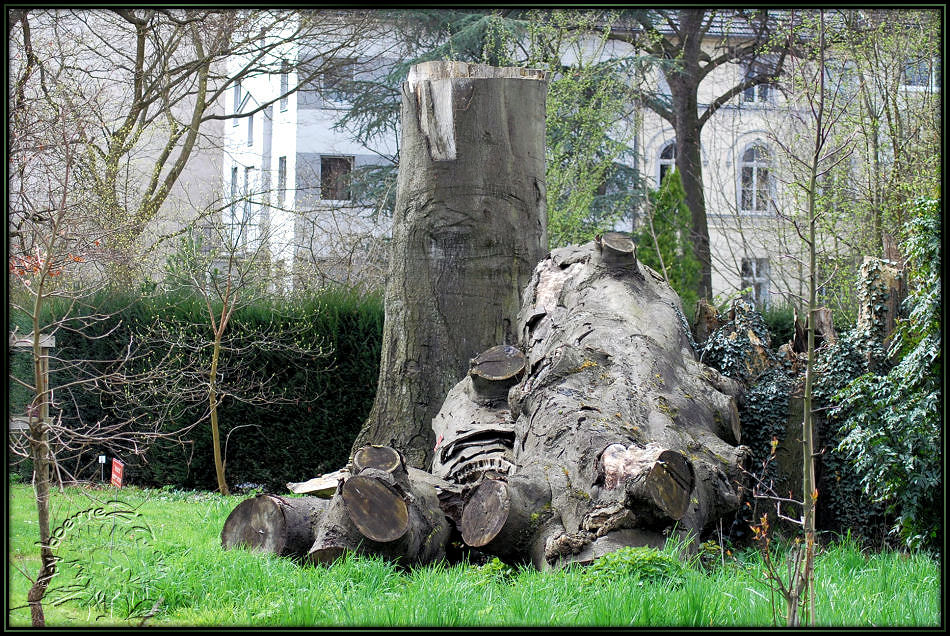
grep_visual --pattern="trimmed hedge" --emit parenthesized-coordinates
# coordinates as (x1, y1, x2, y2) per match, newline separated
(10, 287, 383, 492)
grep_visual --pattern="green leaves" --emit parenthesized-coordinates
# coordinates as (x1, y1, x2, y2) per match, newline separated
(635, 170, 701, 312)
(832, 197, 941, 550)
(582, 546, 688, 588)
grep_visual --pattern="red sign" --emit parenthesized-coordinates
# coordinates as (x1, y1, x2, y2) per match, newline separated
(110, 458, 124, 488)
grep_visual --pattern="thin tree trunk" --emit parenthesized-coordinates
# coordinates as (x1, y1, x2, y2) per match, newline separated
(353, 62, 549, 469)
(27, 304, 55, 626)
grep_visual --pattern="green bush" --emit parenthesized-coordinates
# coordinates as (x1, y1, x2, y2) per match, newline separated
(582, 546, 688, 588)
(14, 286, 384, 492)
(635, 170, 701, 314)
(833, 198, 941, 550)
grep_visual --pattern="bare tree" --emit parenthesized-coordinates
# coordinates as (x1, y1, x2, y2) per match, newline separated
(750, 10, 857, 626)
(9, 9, 388, 284)
(154, 211, 329, 495)
(8, 42, 197, 625)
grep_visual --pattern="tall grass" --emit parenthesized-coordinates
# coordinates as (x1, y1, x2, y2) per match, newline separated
(7, 483, 941, 627)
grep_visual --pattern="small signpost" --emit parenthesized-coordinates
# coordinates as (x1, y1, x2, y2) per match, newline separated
(110, 458, 125, 488)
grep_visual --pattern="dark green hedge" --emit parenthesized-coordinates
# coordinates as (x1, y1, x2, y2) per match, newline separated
(10, 287, 383, 492)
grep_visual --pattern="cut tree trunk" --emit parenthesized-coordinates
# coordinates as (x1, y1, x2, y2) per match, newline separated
(451, 239, 748, 568)
(221, 494, 330, 559)
(430, 345, 524, 491)
(307, 446, 451, 567)
(352, 61, 549, 469)
(856, 257, 905, 353)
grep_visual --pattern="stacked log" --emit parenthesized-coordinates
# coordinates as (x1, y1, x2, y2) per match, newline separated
(307, 446, 450, 567)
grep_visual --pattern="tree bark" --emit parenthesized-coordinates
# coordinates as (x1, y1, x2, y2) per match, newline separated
(221, 494, 330, 559)
(353, 61, 549, 469)
(856, 256, 905, 352)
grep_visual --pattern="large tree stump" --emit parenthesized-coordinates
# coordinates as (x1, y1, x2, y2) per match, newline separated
(221, 494, 330, 559)
(307, 446, 451, 567)
(352, 61, 549, 469)
(450, 239, 748, 568)
(856, 256, 905, 353)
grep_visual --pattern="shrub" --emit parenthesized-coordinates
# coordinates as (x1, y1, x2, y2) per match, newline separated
(15, 286, 384, 492)
(833, 198, 941, 550)
(582, 546, 688, 588)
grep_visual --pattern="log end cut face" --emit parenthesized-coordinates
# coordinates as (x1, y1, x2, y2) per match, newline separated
(221, 495, 288, 554)
(469, 345, 526, 398)
(460, 478, 511, 547)
(353, 445, 405, 475)
(341, 474, 410, 543)
(599, 444, 695, 522)
(643, 450, 694, 521)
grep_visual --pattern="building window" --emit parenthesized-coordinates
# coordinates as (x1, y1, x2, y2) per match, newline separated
(901, 57, 940, 91)
(233, 81, 242, 126)
(657, 68, 671, 98)
(279, 59, 290, 111)
(658, 141, 676, 185)
(742, 62, 772, 103)
(277, 156, 287, 205)
(322, 58, 356, 105)
(320, 156, 353, 200)
(247, 113, 254, 147)
(230, 166, 239, 218)
(227, 166, 256, 247)
(739, 144, 771, 213)
(741, 257, 770, 309)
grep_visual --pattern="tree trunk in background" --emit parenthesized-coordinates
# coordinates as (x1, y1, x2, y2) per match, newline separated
(353, 62, 548, 469)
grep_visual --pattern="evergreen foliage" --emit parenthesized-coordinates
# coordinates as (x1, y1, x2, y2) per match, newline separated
(635, 170, 701, 313)
(832, 197, 941, 550)
(698, 299, 890, 547)
(8, 288, 384, 491)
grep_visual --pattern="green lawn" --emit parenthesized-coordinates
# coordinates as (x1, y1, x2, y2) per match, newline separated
(7, 483, 941, 628)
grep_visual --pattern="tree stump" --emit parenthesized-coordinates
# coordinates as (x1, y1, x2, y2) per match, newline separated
(352, 61, 549, 469)
(221, 494, 330, 559)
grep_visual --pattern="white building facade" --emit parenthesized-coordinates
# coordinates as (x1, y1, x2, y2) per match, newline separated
(219, 10, 938, 308)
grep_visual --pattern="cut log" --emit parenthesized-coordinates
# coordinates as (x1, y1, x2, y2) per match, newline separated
(445, 239, 748, 567)
(469, 344, 527, 399)
(342, 473, 410, 542)
(221, 494, 330, 559)
(351, 61, 549, 469)
(353, 445, 405, 476)
(459, 475, 552, 560)
(596, 443, 695, 525)
(286, 468, 349, 497)
(595, 231, 637, 266)
(307, 446, 451, 567)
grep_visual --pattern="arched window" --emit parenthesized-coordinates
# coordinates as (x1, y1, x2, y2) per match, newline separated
(739, 144, 771, 213)
(658, 141, 676, 186)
